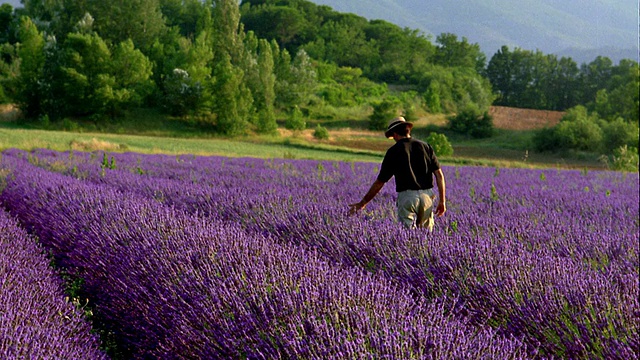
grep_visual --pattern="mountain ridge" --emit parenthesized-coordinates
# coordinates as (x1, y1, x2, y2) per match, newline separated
(309, 0, 638, 65)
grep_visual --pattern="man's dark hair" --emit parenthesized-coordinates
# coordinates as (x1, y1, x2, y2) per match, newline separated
(394, 124, 411, 137)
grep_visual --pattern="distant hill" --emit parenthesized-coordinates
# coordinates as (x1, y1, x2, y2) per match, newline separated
(309, 0, 638, 65)
(0, 0, 20, 8)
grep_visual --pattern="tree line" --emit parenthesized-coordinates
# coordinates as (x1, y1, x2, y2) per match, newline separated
(0, 0, 637, 150)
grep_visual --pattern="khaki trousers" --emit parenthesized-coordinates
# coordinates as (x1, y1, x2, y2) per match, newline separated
(396, 189, 436, 231)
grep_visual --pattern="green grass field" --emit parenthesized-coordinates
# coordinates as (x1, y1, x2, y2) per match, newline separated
(0, 107, 606, 170)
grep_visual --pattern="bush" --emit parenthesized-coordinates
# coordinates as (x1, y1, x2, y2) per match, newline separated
(601, 118, 639, 153)
(313, 125, 329, 140)
(532, 127, 564, 152)
(533, 106, 609, 153)
(285, 106, 306, 131)
(553, 118, 603, 152)
(447, 107, 493, 138)
(369, 98, 400, 131)
(601, 145, 639, 172)
(426, 132, 453, 156)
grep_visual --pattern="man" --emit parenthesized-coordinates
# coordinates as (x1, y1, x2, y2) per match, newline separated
(348, 116, 446, 230)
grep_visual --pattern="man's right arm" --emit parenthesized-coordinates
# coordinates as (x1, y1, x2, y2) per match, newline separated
(348, 180, 385, 215)
(434, 168, 446, 216)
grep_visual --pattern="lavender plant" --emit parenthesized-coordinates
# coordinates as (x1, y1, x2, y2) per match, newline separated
(2, 148, 638, 358)
(0, 207, 106, 359)
(0, 154, 528, 359)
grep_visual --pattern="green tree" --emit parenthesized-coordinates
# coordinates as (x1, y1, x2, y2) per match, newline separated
(211, 0, 243, 61)
(285, 105, 305, 131)
(272, 43, 316, 109)
(542, 55, 580, 111)
(87, 0, 166, 51)
(434, 33, 486, 72)
(255, 38, 277, 133)
(151, 30, 214, 116)
(241, 5, 308, 49)
(593, 61, 639, 123)
(369, 97, 400, 131)
(108, 39, 154, 112)
(422, 81, 442, 113)
(160, 0, 209, 38)
(447, 106, 494, 138)
(211, 52, 252, 135)
(485, 46, 516, 105)
(0, 43, 18, 103)
(54, 33, 153, 118)
(579, 56, 613, 106)
(534, 106, 604, 152)
(0, 3, 15, 43)
(600, 118, 639, 153)
(14, 16, 46, 118)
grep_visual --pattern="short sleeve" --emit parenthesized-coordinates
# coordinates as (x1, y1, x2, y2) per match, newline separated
(376, 150, 394, 183)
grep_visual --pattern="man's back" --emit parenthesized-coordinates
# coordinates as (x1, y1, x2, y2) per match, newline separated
(377, 137, 440, 192)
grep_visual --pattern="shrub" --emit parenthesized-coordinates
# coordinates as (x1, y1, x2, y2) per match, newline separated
(533, 106, 611, 153)
(533, 127, 564, 152)
(285, 106, 306, 131)
(553, 118, 603, 152)
(609, 145, 639, 172)
(426, 132, 453, 156)
(601, 118, 639, 153)
(369, 98, 400, 131)
(313, 125, 329, 140)
(447, 107, 493, 138)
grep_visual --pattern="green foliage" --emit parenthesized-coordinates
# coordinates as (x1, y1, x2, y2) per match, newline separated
(254, 38, 277, 133)
(52, 34, 153, 118)
(285, 106, 306, 131)
(434, 33, 486, 72)
(447, 106, 494, 138)
(313, 124, 329, 139)
(87, 0, 166, 52)
(601, 118, 639, 153)
(609, 146, 639, 172)
(256, 107, 277, 134)
(533, 106, 603, 152)
(368, 97, 400, 131)
(416, 64, 493, 114)
(211, 52, 252, 135)
(2, 0, 635, 143)
(150, 30, 214, 116)
(426, 132, 453, 156)
(487, 47, 639, 120)
(533, 105, 639, 159)
(13, 16, 46, 118)
(0, 3, 14, 43)
(162, 68, 204, 116)
(422, 81, 442, 113)
(0, 43, 17, 103)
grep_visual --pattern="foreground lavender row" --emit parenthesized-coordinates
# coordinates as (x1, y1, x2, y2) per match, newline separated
(14, 148, 638, 358)
(0, 154, 528, 359)
(0, 207, 106, 359)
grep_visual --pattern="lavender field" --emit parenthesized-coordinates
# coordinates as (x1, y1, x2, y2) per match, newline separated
(0, 148, 638, 359)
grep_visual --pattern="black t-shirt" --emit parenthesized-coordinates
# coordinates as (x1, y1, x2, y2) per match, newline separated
(377, 137, 441, 192)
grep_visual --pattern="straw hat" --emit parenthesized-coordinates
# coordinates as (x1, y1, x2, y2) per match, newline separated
(384, 116, 413, 138)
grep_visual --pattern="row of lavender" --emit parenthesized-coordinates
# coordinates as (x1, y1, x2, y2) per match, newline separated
(0, 151, 529, 359)
(0, 201, 106, 358)
(19, 148, 639, 358)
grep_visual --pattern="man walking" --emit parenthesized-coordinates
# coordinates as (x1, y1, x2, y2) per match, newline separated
(348, 116, 446, 230)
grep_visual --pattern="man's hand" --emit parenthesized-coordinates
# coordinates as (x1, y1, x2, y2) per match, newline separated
(348, 201, 365, 216)
(435, 200, 446, 217)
